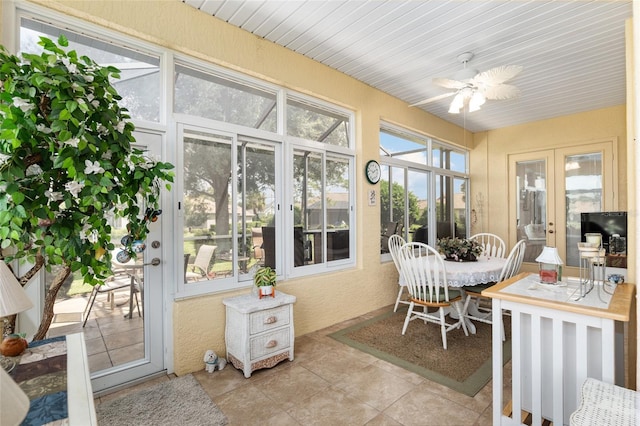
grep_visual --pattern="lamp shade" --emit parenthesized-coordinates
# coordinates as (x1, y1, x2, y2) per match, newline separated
(0, 366, 30, 425)
(535, 246, 564, 265)
(0, 261, 33, 318)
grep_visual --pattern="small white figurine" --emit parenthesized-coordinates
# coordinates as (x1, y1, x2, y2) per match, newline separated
(204, 349, 227, 373)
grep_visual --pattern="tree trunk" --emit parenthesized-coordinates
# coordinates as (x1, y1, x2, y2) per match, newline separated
(32, 265, 71, 341)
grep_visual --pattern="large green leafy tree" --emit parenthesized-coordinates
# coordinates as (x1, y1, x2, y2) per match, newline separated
(379, 180, 421, 228)
(0, 36, 173, 340)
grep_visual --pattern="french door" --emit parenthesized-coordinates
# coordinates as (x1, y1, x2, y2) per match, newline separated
(89, 130, 167, 393)
(508, 141, 615, 272)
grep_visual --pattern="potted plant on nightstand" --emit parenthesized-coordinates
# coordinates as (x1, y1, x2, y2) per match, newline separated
(254, 266, 276, 298)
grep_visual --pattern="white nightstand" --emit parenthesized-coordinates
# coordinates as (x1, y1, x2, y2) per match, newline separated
(223, 291, 296, 378)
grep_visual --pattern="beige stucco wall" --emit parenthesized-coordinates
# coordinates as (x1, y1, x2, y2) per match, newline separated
(3, 1, 632, 377)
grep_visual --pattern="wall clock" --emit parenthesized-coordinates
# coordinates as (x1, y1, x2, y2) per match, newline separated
(365, 160, 381, 184)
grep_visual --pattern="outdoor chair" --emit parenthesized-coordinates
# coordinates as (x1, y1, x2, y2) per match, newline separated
(185, 244, 217, 281)
(82, 270, 141, 327)
(398, 242, 468, 349)
(462, 239, 527, 340)
(387, 234, 409, 312)
(470, 233, 506, 258)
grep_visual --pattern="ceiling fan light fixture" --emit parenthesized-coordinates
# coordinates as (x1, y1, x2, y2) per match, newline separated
(468, 91, 486, 112)
(448, 92, 465, 113)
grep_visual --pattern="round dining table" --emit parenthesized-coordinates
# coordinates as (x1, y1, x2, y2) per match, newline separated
(441, 256, 506, 287)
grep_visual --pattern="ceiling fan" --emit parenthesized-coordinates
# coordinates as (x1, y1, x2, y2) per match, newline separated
(410, 52, 523, 114)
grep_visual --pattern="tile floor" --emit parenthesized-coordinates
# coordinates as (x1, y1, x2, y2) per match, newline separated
(49, 288, 144, 372)
(93, 305, 512, 425)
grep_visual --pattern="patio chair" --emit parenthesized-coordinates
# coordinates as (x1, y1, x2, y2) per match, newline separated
(82, 270, 140, 327)
(462, 239, 527, 340)
(251, 228, 264, 264)
(470, 233, 506, 258)
(398, 242, 468, 349)
(387, 234, 409, 312)
(381, 221, 400, 253)
(185, 244, 217, 281)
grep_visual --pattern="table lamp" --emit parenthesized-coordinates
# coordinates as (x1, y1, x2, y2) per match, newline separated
(535, 246, 564, 284)
(0, 366, 30, 426)
(0, 261, 33, 371)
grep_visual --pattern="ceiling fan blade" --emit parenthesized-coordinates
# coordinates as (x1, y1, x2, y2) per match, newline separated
(483, 84, 520, 100)
(432, 77, 468, 90)
(409, 91, 456, 107)
(474, 65, 523, 86)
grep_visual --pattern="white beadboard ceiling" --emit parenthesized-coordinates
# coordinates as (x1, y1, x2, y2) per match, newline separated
(182, 0, 632, 133)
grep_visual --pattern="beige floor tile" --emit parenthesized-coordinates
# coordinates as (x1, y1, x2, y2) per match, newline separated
(334, 364, 417, 411)
(85, 336, 107, 355)
(285, 386, 380, 426)
(297, 343, 375, 385)
(88, 351, 112, 371)
(251, 364, 332, 410)
(193, 366, 251, 398)
(365, 413, 404, 426)
(102, 327, 143, 350)
(383, 385, 481, 426)
(213, 383, 283, 425)
(108, 342, 144, 365)
(370, 359, 426, 386)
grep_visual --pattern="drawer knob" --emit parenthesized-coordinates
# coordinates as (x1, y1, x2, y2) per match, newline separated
(264, 316, 277, 324)
(265, 340, 278, 348)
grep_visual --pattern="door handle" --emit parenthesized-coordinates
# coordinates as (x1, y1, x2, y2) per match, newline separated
(142, 258, 161, 266)
(548, 230, 554, 234)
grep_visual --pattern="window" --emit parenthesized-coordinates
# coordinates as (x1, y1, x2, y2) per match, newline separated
(291, 150, 352, 267)
(287, 97, 351, 147)
(380, 124, 469, 255)
(177, 80, 354, 296)
(174, 63, 278, 132)
(20, 18, 161, 122)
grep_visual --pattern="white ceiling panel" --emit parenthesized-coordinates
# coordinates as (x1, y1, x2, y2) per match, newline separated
(182, 0, 633, 132)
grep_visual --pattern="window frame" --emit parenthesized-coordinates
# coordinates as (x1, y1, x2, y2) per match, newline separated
(379, 122, 470, 259)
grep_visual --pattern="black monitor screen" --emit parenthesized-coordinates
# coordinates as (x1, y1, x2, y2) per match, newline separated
(580, 211, 627, 254)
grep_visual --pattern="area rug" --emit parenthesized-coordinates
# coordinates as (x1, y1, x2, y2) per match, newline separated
(329, 308, 511, 397)
(96, 374, 228, 426)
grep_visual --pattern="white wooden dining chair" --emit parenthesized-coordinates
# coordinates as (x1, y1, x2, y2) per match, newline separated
(470, 233, 506, 258)
(397, 242, 468, 349)
(462, 239, 527, 340)
(387, 234, 409, 312)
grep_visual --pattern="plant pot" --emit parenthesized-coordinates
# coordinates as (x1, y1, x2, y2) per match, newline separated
(258, 285, 275, 299)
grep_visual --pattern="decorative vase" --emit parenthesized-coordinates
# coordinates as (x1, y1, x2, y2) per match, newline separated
(0, 334, 28, 357)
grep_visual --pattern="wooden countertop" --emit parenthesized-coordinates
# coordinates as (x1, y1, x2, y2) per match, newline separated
(482, 272, 634, 322)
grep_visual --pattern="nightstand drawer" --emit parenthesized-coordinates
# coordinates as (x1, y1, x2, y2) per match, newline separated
(249, 328, 290, 359)
(250, 305, 290, 334)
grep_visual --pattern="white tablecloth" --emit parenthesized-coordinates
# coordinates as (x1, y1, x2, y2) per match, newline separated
(442, 257, 506, 287)
(399, 256, 506, 288)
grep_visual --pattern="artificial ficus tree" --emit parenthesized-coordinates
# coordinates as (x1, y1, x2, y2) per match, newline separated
(0, 35, 173, 340)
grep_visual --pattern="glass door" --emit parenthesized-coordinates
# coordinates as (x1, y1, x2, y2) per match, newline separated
(509, 142, 614, 272)
(510, 150, 556, 263)
(88, 130, 166, 392)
